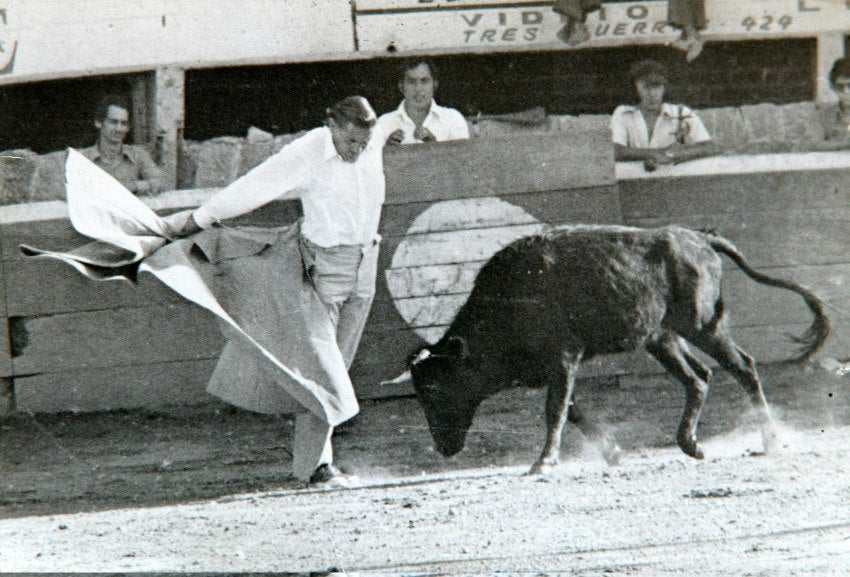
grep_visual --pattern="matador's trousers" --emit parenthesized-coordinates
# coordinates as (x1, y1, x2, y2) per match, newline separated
(292, 236, 380, 481)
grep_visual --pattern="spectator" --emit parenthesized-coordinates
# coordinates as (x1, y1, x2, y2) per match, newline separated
(378, 59, 469, 145)
(173, 96, 385, 488)
(611, 59, 717, 171)
(79, 94, 164, 195)
(668, 0, 707, 62)
(815, 57, 850, 150)
(552, 0, 601, 45)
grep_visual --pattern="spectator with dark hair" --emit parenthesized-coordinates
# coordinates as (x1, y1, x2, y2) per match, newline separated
(174, 96, 386, 488)
(79, 94, 164, 195)
(377, 59, 469, 145)
(611, 59, 717, 171)
(815, 57, 850, 150)
(552, 0, 600, 45)
(667, 0, 707, 62)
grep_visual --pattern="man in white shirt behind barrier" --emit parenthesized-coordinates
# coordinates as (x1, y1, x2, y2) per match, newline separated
(378, 59, 470, 146)
(175, 96, 385, 488)
(611, 59, 717, 172)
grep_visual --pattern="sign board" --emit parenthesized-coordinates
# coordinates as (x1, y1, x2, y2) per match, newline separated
(355, 0, 850, 53)
(0, 0, 353, 84)
(0, 0, 848, 85)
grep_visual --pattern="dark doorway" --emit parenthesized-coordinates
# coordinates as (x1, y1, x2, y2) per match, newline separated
(0, 73, 151, 154)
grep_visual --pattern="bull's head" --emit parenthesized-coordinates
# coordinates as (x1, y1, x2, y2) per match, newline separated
(409, 336, 479, 457)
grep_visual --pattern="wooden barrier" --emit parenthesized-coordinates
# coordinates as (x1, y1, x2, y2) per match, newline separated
(1, 133, 848, 414)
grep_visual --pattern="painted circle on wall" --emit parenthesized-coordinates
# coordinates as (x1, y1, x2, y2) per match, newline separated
(385, 197, 547, 344)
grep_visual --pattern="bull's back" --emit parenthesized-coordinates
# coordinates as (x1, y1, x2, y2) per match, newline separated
(461, 226, 721, 356)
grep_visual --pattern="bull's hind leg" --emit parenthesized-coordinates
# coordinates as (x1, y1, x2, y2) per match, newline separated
(528, 349, 583, 476)
(646, 333, 711, 459)
(688, 327, 779, 454)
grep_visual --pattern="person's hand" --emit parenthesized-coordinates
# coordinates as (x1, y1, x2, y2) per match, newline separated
(386, 129, 405, 146)
(644, 149, 677, 172)
(162, 210, 202, 239)
(414, 126, 436, 142)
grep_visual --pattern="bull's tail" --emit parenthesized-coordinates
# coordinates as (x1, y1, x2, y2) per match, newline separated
(704, 233, 830, 363)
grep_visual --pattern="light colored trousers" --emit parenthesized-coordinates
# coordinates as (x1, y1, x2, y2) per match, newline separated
(292, 236, 379, 480)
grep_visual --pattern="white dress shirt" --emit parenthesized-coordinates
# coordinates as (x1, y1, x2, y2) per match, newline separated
(611, 102, 711, 149)
(377, 100, 470, 144)
(192, 126, 386, 247)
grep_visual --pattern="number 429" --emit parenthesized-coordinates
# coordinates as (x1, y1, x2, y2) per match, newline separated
(741, 14, 794, 31)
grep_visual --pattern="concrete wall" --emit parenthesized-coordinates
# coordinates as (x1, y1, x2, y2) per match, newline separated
(0, 125, 848, 415)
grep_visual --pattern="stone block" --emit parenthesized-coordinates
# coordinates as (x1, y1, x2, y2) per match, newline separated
(697, 107, 748, 151)
(779, 101, 827, 150)
(550, 114, 611, 137)
(470, 119, 550, 138)
(192, 136, 243, 188)
(238, 139, 277, 176)
(0, 149, 37, 205)
(176, 140, 201, 189)
(273, 131, 306, 154)
(30, 149, 68, 202)
(740, 103, 786, 147)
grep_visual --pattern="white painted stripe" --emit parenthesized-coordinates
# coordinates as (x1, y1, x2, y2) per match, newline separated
(0, 189, 218, 225)
(615, 151, 850, 181)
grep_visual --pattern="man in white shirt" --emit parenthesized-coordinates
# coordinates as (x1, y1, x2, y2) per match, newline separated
(378, 59, 470, 145)
(611, 59, 716, 171)
(177, 96, 385, 488)
(79, 94, 164, 195)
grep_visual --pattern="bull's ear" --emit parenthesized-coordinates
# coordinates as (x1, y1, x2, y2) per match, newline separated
(445, 336, 470, 361)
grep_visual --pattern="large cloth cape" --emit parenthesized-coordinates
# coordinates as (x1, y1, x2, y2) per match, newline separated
(20, 149, 358, 426)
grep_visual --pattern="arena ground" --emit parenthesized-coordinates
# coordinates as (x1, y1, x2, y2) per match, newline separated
(0, 369, 848, 575)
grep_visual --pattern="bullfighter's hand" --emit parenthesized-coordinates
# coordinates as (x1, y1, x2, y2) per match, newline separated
(162, 209, 202, 239)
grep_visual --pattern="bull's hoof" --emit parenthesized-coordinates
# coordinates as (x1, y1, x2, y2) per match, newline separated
(526, 460, 557, 476)
(762, 426, 780, 454)
(678, 436, 705, 460)
(601, 442, 623, 466)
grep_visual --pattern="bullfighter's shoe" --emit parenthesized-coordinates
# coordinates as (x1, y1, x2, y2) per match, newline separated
(308, 463, 359, 489)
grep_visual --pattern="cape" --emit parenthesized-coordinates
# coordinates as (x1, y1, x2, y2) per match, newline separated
(20, 148, 358, 426)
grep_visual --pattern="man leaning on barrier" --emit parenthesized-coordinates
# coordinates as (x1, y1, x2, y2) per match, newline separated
(815, 57, 850, 151)
(79, 94, 164, 195)
(377, 59, 469, 146)
(611, 59, 717, 172)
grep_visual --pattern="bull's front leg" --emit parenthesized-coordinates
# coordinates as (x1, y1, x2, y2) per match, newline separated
(528, 349, 583, 475)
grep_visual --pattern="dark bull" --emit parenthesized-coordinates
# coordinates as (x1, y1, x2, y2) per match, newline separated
(391, 225, 830, 475)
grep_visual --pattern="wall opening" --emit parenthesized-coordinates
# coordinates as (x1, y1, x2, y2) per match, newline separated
(0, 72, 153, 154)
(184, 39, 816, 141)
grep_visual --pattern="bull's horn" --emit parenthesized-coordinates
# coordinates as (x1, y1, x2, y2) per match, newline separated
(380, 369, 412, 386)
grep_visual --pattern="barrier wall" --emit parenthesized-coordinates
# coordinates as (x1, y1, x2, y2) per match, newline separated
(0, 102, 831, 205)
(1, 128, 848, 414)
